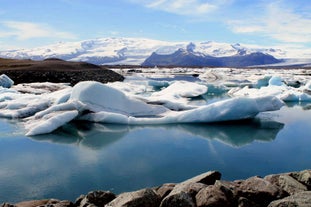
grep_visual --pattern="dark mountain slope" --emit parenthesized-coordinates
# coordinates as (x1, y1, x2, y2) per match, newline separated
(142, 50, 282, 67)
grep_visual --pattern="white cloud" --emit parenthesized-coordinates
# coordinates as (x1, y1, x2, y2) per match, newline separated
(228, 20, 264, 33)
(0, 21, 76, 40)
(228, 1, 311, 44)
(157, 23, 187, 33)
(131, 0, 227, 16)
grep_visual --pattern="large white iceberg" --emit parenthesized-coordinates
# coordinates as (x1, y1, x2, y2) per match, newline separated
(70, 81, 168, 116)
(21, 81, 284, 135)
(78, 95, 283, 125)
(1, 68, 296, 136)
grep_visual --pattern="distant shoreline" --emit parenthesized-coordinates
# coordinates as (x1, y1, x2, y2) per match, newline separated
(0, 58, 124, 85)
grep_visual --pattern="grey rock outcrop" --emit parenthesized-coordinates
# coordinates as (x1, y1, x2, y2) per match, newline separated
(1, 170, 310, 207)
(234, 176, 288, 206)
(265, 174, 308, 195)
(75, 191, 116, 207)
(105, 188, 160, 207)
(160, 191, 195, 207)
(268, 191, 311, 207)
(14, 199, 73, 207)
(160, 171, 220, 207)
(196, 184, 235, 207)
(290, 170, 311, 189)
(155, 183, 176, 200)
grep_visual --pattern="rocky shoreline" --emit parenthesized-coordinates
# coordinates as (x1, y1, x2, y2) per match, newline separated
(1, 170, 310, 207)
(0, 58, 124, 85)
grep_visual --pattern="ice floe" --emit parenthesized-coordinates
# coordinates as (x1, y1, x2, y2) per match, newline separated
(0, 74, 14, 88)
(0, 79, 283, 136)
(1, 68, 311, 136)
(146, 81, 208, 110)
(229, 76, 311, 102)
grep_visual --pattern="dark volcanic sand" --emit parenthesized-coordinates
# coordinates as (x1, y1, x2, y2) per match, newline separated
(0, 58, 124, 85)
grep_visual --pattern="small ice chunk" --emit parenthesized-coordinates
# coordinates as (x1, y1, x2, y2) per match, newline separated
(152, 81, 207, 98)
(303, 80, 311, 94)
(147, 81, 208, 110)
(269, 76, 285, 86)
(0, 74, 14, 88)
(254, 75, 271, 88)
(26, 110, 79, 136)
(0, 97, 51, 118)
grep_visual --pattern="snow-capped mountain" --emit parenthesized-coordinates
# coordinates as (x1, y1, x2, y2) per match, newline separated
(142, 48, 281, 67)
(0, 37, 305, 66)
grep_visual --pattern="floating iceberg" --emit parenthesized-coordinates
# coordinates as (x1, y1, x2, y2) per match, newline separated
(4, 69, 302, 136)
(229, 76, 311, 102)
(19, 81, 284, 136)
(0, 74, 14, 88)
(146, 81, 208, 110)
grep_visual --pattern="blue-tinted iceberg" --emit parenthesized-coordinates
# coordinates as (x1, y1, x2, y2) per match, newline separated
(0, 74, 14, 88)
(229, 76, 311, 102)
(23, 81, 284, 135)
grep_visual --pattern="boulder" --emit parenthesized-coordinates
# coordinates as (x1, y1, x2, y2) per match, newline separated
(182, 171, 221, 186)
(160, 191, 195, 207)
(39, 200, 74, 207)
(237, 197, 261, 207)
(214, 180, 239, 197)
(235, 176, 288, 206)
(195, 184, 235, 207)
(170, 182, 207, 199)
(265, 174, 308, 195)
(75, 190, 116, 207)
(106, 188, 160, 207)
(160, 182, 206, 207)
(1, 203, 16, 207)
(268, 191, 311, 207)
(159, 171, 219, 207)
(14, 199, 73, 207)
(156, 183, 176, 199)
(290, 170, 311, 189)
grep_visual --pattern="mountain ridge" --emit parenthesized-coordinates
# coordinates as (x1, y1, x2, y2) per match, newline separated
(0, 37, 309, 67)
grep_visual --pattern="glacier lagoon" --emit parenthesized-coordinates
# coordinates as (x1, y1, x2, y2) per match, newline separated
(0, 104, 311, 203)
(0, 68, 311, 203)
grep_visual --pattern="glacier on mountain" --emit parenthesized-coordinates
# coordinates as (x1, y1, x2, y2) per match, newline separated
(0, 37, 295, 66)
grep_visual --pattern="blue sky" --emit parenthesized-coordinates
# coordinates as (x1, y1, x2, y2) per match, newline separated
(0, 0, 311, 52)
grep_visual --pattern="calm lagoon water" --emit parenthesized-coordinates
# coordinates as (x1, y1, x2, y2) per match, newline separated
(0, 103, 311, 203)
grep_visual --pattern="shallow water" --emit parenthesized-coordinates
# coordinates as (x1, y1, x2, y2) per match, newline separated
(0, 103, 310, 203)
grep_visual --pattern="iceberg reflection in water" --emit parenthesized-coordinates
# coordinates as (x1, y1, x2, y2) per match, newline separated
(30, 118, 284, 149)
